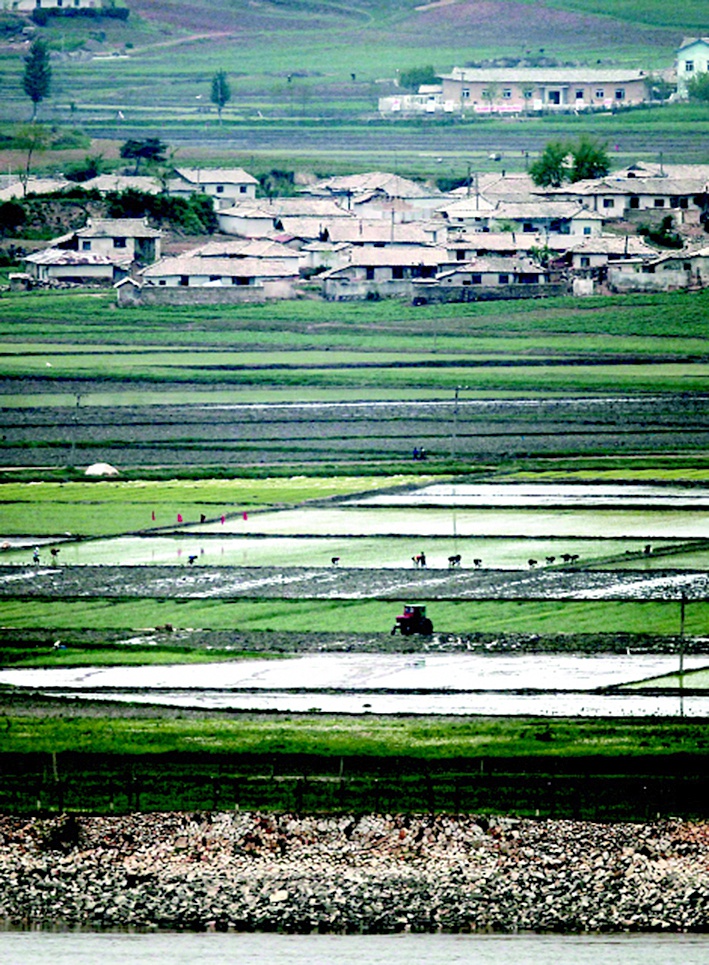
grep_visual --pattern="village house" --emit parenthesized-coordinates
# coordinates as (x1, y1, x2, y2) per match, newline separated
(561, 236, 659, 276)
(217, 197, 352, 238)
(608, 245, 709, 293)
(305, 172, 443, 221)
(411, 256, 567, 304)
(439, 66, 649, 113)
(676, 38, 709, 98)
(168, 168, 259, 209)
(79, 174, 164, 195)
(320, 246, 450, 300)
(432, 256, 552, 287)
(24, 218, 161, 284)
(444, 230, 556, 262)
(7, 0, 100, 10)
(491, 201, 605, 237)
(324, 219, 445, 247)
(133, 249, 299, 303)
(544, 175, 709, 226)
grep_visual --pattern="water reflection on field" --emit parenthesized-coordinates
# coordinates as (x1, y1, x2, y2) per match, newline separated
(2, 653, 707, 717)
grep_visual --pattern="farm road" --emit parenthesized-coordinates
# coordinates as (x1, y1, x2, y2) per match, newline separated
(2, 565, 708, 601)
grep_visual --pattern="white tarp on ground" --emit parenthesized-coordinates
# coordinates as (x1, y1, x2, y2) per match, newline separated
(84, 462, 120, 476)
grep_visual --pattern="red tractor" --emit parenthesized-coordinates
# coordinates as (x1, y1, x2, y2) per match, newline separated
(391, 604, 433, 636)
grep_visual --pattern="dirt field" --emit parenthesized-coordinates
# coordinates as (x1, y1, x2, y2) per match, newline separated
(2, 563, 708, 601)
(5, 395, 709, 467)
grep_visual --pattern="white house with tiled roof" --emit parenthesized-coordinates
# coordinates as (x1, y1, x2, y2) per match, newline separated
(168, 168, 259, 208)
(24, 218, 161, 284)
(320, 246, 451, 299)
(676, 38, 709, 97)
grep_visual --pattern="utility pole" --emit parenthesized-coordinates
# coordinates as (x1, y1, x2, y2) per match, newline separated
(451, 385, 468, 460)
(679, 591, 686, 717)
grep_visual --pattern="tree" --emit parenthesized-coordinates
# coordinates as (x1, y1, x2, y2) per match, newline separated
(398, 65, 437, 90)
(568, 135, 610, 183)
(529, 137, 610, 187)
(23, 38, 52, 120)
(529, 140, 569, 187)
(15, 123, 51, 195)
(687, 72, 709, 103)
(210, 69, 231, 123)
(119, 137, 168, 174)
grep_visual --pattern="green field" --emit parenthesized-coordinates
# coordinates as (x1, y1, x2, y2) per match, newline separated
(0, 598, 702, 636)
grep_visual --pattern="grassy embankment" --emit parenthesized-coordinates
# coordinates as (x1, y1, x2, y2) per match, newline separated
(0, 704, 708, 819)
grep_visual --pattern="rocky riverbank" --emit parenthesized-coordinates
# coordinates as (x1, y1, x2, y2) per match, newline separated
(1, 812, 708, 933)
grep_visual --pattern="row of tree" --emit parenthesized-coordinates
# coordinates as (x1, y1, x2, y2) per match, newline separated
(22, 37, 233, 122)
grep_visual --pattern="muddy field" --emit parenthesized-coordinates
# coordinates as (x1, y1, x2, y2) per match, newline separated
(5, 395, 709, 467)
(2, 563, 708, 601)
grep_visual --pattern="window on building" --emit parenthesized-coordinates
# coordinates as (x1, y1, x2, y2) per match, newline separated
(580, 256, 590, 267)
(456, 249, 465, 261)
(680, 197, 689, 209)
(82, 240, 91, 250)
(498, 273, 509, 284)
(481, 89, 489, 99)
(583, 226, 591, 235)
(113, 238, 127, 248)
(57, 0, 63, 6)
(462, 88, 470, 99)
(603, 198, 615, 209)
(392, 266, 405, 280)
(595, 89, 604, 98)
(232, 276, 250, 286)
(523, 88, 533, 99)
(685, 60, 694, 72)
(575, 90, 584, 100)
(654, 199, 665, 207)
(615, 88, 625, 100)
(158, 280, 166, 286)
(209, 275, 220, 282)
(629, 197, 640, 209)
(240, 185, 247, 193)
(365, 267, 375, 280)
(179, 275, 189, 287)
(523, 222, 534, 232)
(471, 273, 482, 284)
(502, 89, 512, 99)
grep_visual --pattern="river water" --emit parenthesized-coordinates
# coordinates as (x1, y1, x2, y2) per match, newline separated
(1, 931, 708, 965)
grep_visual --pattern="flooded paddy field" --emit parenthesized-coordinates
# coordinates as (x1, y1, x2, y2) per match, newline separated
(2, 652, 707, 717)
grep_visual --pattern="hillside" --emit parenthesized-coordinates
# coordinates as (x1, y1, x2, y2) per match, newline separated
(1, 0, 708, 179)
